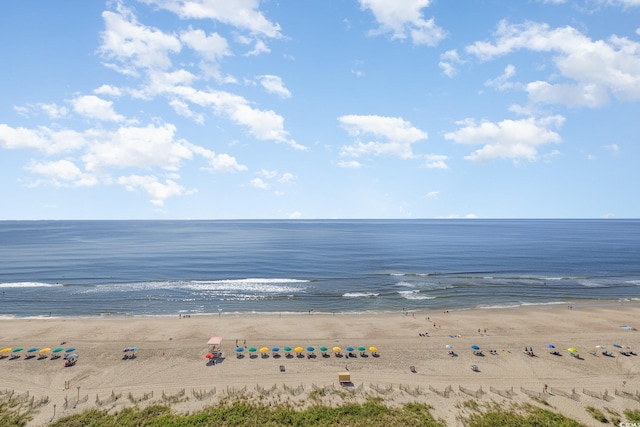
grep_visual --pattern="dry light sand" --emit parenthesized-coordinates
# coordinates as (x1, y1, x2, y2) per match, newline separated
(1, 302, 639, 426)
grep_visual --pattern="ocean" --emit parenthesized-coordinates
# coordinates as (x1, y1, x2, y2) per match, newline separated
(0, 219, 639, 318)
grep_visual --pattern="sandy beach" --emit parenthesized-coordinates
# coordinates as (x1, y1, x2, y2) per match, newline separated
(1, 302, 639, 426)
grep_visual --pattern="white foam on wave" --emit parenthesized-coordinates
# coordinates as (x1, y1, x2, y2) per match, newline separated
(394, 281, 415, 288)
(397, 290, 436, 300)
(342, 292, 379, 298)
(578, 280, 606, 288)
(0, 282, 59, 288)
(85, 278, 309, 295)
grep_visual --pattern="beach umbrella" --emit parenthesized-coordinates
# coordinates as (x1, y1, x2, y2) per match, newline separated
(471, 345, 480, 350)
(306, 346, 315, 352)
(294, 346, 304, 354)
(52, 347, 64, 353)
(357, 346, 366, 352)
(596, 345, 606, 349)
(235, 347, 244, 352)
(369, 346, 378, 353)
(260, 347, 269, 354)
(12, 347, 24, 353)
(283, 346, 292, 352)
(568, 348, 577, 353)
(65, 353, 78, 360)
(346, 346, 354, 352)
(65, 348, 76, 353)
(205, 353, 214, 359)
(333, 346, 341, 353)
(613, 344, 623, 348)
(248, 347, 257, 353)
(39, 348, 51, 354)
(271, 347, 280, 352)
(445, 344, 453, 349)
(0, 347, 11, 354)
(27, 347, 39, 353)
(319, 346, 328, 352)
(546, 344, 555, 349)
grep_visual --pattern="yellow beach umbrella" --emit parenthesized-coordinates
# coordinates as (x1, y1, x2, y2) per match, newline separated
(333, 346, 341, 353)
(294, 346, 304, 354)
(0, 347, 12, 353)
(259, 347, 269, 353)
(39, 347, 51, 354)
(369, 346, 378, 353)
(567, 348, 577, 353)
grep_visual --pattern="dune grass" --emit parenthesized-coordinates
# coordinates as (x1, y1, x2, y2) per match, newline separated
(0, 392, 34, 427)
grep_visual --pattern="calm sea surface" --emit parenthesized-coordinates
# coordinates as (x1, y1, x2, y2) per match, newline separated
(1, 219, 639, 317)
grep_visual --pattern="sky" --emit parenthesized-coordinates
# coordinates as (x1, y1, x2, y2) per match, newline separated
(1, 0, 639, 220)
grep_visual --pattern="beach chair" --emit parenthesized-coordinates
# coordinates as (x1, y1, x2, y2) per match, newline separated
(410, 365, 416, 373)
(279, 365, 285, 372)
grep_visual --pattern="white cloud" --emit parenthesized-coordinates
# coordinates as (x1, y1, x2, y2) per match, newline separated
(72, 95, 126, 122)
(99, 4, 181, 74)
(336, 160, 362, 168)
(339, 115, 428, 159)
(444, 115, 564, 162)
(24, 159, 98, 187)
(359, 0, 446, 46)
(94, 84, 123, 97)
(422, 154, 449, 169)
(485, 64, 517, 91)
(258, 75, 291, 98)
(139, 0, 282, 39)
(169, 98, 205, 124)
(288, 211, 302, 219)
(39, 103, 68, 119)
(439, 49, 463, 77)
(466, 21, 640, 107)
(117, 174, 193, 206)
(180, 28, 229, 61)
(0, 124, 87, 155)
(82, 123, 193, 173)
(250, 177, 268, 189)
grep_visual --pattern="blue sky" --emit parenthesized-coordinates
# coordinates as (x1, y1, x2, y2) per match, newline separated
(1, 0, 639, 219)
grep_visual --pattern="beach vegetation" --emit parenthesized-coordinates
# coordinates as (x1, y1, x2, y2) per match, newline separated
(0, 392, 34, 427)
(458, 401, 588, 427)
(48, 399, 446, 426)
(625, 409, 640, 423)
(585, 406, 609, 423)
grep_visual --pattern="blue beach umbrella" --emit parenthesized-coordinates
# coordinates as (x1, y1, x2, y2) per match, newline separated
(613, 344, 623, 348)
(306, 346, 315, 352)
(546, 344, 555, 349)
(471, 345, 480, 350)
(271, 347, 280, 353)
(27, 347, 39, 353)
(236, 347, 245, 353)
(65, 348, 76, 353)
(65, 353, 78, 359)
(346, 346, 354, 352)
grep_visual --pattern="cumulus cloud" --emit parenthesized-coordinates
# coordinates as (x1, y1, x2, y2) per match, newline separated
(250, 177, 268, 189)
(138, 0, 282, 39)
(444, 115, 564, 162)
(24, 159, 98, 187)
(359, 0, 446, 46)
(72, 95, 126, 122)
(118, 174, 193, 206)
(466, 20, 640, 107)
(422, 154, 449, 169)
(339, 115, 428, 159)
(336, 160, 363, 168)
(439, 49, 463, 77)
(258, 75, 291, 98)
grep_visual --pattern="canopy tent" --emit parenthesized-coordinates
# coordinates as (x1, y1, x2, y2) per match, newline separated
(207, 337, 223, 356)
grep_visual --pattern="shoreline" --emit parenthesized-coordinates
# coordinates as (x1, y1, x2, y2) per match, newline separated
(2, 297, 639, 321)
(1, 303, 639, 426)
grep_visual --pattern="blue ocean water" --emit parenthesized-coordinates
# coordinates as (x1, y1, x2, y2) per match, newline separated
(0, 219, 639, 317)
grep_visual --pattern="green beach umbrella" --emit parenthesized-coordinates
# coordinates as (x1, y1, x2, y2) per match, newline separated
(319, 346, 328, 352)
(357, 346, 366, 352)
(52, 347, 64, 353)
(12, 347, 24, 353)
(248, 347, 257, 353)
(283, 346, 292, 352)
